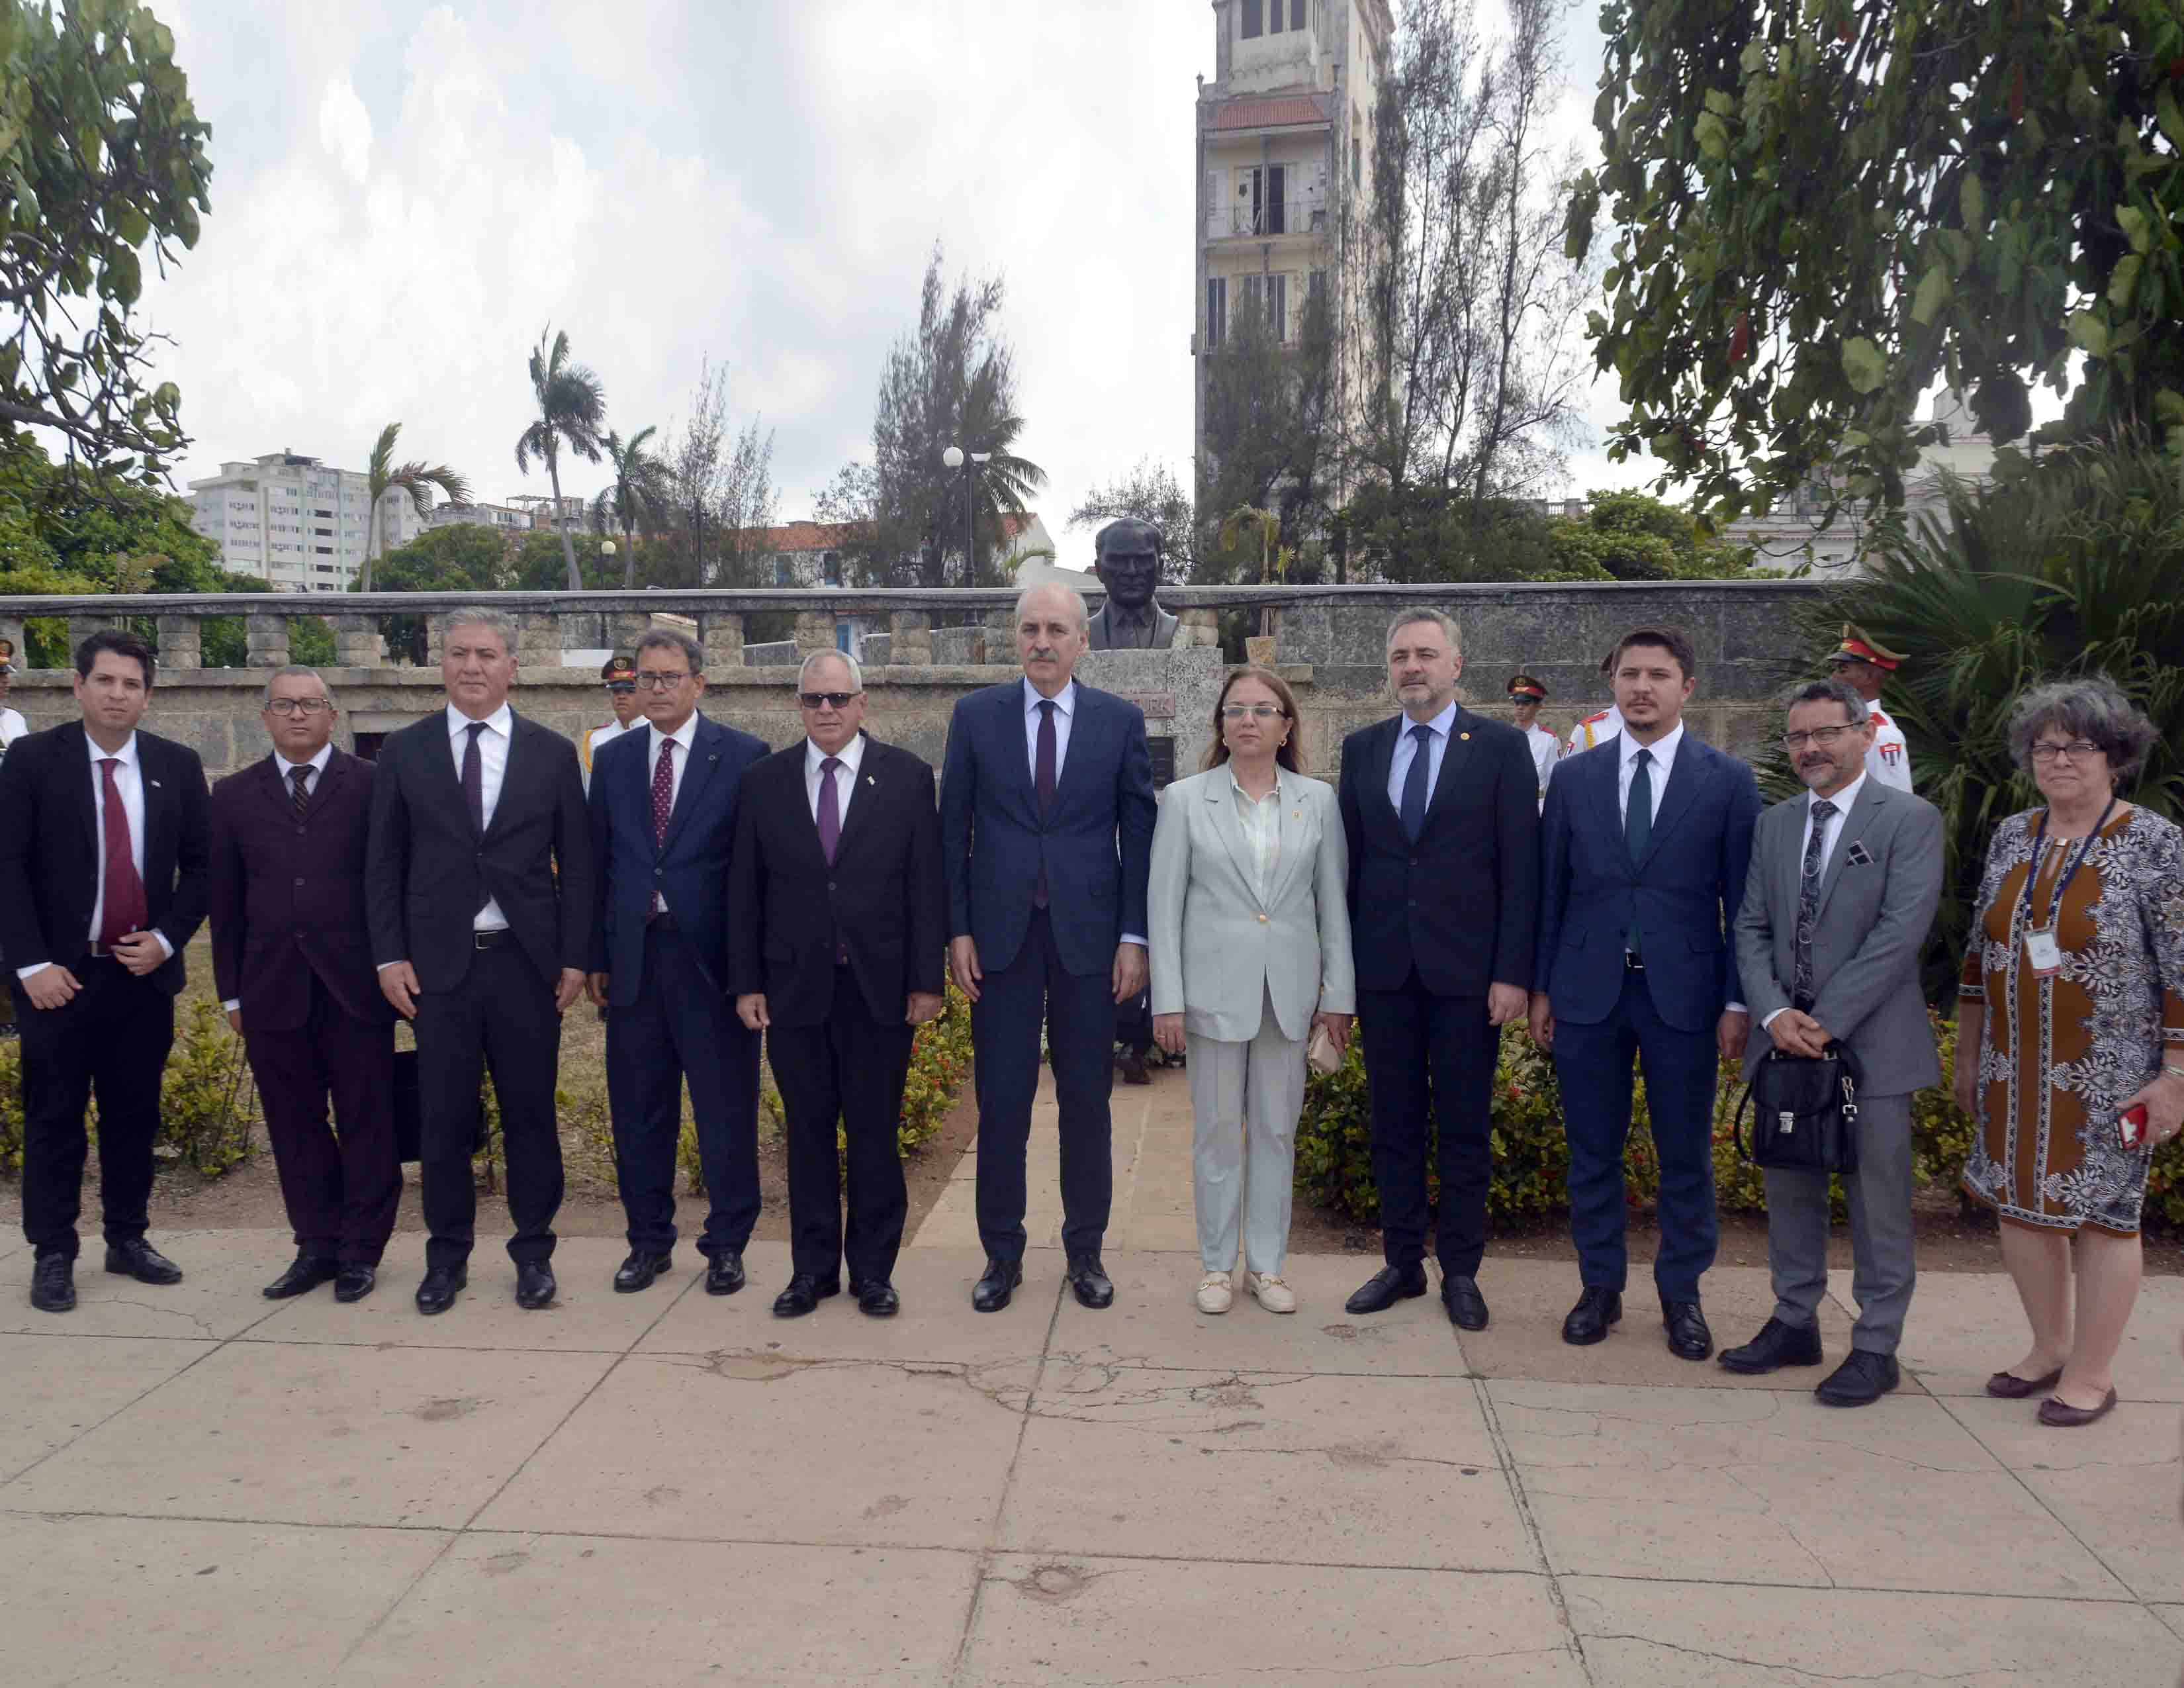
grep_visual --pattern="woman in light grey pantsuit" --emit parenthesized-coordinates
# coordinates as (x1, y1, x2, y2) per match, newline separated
(1148, 667, 1354, 1315)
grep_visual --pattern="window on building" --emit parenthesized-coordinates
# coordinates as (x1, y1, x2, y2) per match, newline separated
(823, 551, 842, 587)
(1267, 272, 1289, 342)
(1292, 0, 1305, 26)
(314, 545, 333, 555)
(1241, 0, 1262, 38)
(1205, 275, 1227, 348)
(1352, 106, 1363, 187)
(1267, 0, 1283, 30)
(774, 555, 794, 586)
(1238, 165, 1287, 235)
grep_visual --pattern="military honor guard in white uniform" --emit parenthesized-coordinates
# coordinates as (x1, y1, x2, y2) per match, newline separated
(1508, 674, 1559, 809)
(578, 654, 643, 794)
(1823, 626, 1913, 792)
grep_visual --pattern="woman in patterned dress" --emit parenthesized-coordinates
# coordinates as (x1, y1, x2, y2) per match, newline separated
(1955, 677, 2184, 1427)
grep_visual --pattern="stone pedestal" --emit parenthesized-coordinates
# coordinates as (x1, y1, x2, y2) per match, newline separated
(329, 614, 383, 668)
(1077, 645, 1229, 784)
(66, 613, 123, 657)
(244, 613, 291, 669)
(792, 611, 835, 659)
(1177, 609, 1220, 649)
(888, 611, 933, 664)
(701, 612, 745, 670)
(155, 614, 203, 672)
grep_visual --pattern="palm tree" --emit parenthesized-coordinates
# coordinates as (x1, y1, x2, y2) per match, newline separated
(359, 422, 470, 593)
(515, 326, 608, 592)
(588, 426, 670, 589)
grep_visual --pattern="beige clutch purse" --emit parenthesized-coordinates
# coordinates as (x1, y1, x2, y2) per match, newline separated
(1306, 1023, 1344, 1075)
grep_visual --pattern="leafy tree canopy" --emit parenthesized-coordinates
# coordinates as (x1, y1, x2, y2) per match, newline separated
(1547, 489, 1763, 581)
(1571, 0, 2184, 523)
(357, 521, 512, 596)
(1, 0, 212, 481)
(0, 428, 222, 592)
(1066, 456, 1193, 580)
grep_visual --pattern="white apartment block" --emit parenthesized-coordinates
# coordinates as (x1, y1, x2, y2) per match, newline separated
(424, 500, 539, 538)
(1193, 0, 1392, 505)
(187, 450, 429, 592)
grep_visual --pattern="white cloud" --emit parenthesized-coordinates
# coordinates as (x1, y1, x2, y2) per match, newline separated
(316, 75, 373, 186)
(140, 0, 1651, 567)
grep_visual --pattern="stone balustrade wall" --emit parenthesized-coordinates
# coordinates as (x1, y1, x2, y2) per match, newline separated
(0, 582, 1828, 780)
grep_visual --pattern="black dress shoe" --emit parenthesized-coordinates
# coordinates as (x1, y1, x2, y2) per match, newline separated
(1719, 1316, 1823, 1375)
(30, 1254, 75, 1313)
(1118, 1045, 1152, 1085)
(1561, 1286, 1622, 1345)
(104, 1239, 183, 1285)
(772, 1274, 840, 1317)
(1067, 1254, 1115, 1309)
(705, 1251, 746, 1296)
(334, 1266, 377, 1304)
(515, 1261, 557, 1310)
(1662, 1299, 1713, 1361)
(1441, 1274, 1489, 1331)
(1345, 1263, 1429, 1315)
(614, 1250, 673, 1293)
(972, 1257, 1023, 1313)
(415, 1265, 467, 1316)
(263, 1254, 340, 1299)
(854, 1280, 899, 1317)
(1815, 1349, 1900, 1407)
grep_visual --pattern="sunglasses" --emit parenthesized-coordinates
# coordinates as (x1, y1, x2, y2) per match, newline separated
(799, 691, 859, 710)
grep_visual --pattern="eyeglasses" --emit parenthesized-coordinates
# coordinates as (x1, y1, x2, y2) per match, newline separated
(799, 691, 859, 710)
(265, 698, 331, 717)
(1781, 726, 1856, 751)
(2030, 740, 2103, 764)
(1220, 703, 1287, 721)
(632, 671, 691, 690)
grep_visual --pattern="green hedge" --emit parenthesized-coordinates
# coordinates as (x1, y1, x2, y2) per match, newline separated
(1297, 1013, 2184, 1233)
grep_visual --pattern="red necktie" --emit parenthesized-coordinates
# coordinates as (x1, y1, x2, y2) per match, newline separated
(649, 739, 676, 914)
(97, 757, 149, 947)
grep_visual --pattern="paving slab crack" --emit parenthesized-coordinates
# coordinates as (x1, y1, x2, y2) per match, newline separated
(1581, 1633, 2019, 1683)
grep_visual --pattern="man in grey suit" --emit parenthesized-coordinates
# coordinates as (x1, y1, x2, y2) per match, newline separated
(1724, 679, 1943, 1405)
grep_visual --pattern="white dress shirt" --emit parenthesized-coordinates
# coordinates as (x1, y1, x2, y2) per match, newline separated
(805, 730, 866, 827)
(19, 730, 171, 980)
(1616, 720, 1683, 825)
(1228, 770, 1285, 902)
(1385, 699, 1457, 815)
(1019, 675, 1146, 950)
(643, 713, 702, 912)
(0, 706, 26, 749)
(1760, 773, 1867, 1030)
(449, 702, 513, 932)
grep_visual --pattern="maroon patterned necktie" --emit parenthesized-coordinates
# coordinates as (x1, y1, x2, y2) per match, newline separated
(649, 737, 676, 847)
(97, 757, 149, 946)
(1034, 699, 1056, 909)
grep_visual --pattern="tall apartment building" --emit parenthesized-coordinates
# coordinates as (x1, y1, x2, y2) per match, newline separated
(1193, 0, 1392, 506)
(187, 450, 430, 591)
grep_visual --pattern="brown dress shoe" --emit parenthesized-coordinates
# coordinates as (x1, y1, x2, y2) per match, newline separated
(2036, 1387, 2118, 1427)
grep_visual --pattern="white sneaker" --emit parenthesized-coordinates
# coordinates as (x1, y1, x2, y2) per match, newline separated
(1195, 1271, 1233, 1314)
(1247, 1272, 1297, 1313)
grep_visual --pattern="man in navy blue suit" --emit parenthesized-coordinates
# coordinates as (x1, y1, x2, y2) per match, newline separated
(940, 583, 1157, 1313)
(587, 627, 769, 1297)
(1529, 627, 1759, 1361)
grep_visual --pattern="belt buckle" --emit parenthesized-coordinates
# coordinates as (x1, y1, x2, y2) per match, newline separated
(1624, 953, 1645, 972)
(473, 930, 502, 951)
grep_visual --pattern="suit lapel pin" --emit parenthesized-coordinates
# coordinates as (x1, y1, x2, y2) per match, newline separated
(1459, 731, 1470, 741)
(148, 778, 161, 788)
(866, 775, 876, 787)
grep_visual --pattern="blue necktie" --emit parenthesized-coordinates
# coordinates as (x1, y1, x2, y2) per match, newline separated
(1399, 724, 1433, 842)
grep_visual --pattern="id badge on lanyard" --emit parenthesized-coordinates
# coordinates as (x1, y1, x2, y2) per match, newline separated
(2019, 800, 2114, 980)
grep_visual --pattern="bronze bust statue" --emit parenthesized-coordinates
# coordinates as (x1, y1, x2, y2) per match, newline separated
(1085, 518, 1179, 651)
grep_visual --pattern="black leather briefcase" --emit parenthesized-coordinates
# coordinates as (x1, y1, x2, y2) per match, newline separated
(1734, 1043, 1863, 1176)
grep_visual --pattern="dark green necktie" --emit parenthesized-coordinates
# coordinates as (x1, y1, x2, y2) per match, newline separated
(1626, 747, 1653, 957)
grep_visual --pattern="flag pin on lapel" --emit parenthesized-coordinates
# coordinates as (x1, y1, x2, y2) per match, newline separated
(866, 775, 876, 786)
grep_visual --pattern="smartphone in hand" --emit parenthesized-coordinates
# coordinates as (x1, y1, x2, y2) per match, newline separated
(2120, 1103, 2150, 1150)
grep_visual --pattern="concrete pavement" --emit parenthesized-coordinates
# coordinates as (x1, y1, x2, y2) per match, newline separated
(2, 1064, 2180, 1685)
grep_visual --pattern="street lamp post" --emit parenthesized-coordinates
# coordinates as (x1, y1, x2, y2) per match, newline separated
(940, 444, 991, 590)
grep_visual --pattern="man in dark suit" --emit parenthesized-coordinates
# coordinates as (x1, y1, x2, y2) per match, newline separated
(209, 666, 399, 1304)
(0, 630, 210, 1313)
(366, 608, 592, 1315)
(729, 651, 947, 1318)
(1338, 609, 1540, 1333)
(1530, 626, 1760, 1360)
(585, 627, 768, 1297)
(940, 583, 1157, 1312)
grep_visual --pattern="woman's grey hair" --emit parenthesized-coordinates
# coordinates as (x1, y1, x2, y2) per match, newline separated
(798, 647, 863, 692)
(1386, 607, 1462, 655)
(2007, 674, 2160, 783)
(1784, 678, 1868, 725)
(1014, 582, 1089, 633)
(441, 606, 518, 651)
(635, 627, 705, 674)
(261, 665, 334, 709)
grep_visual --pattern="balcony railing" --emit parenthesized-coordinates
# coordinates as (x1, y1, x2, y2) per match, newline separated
(1206, 191, 1328, 240)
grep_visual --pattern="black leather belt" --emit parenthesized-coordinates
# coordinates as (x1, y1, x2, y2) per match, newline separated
(473, 929, 510, 951)
(646, 912, 681, 933)
(1624, 953, 1645, 972)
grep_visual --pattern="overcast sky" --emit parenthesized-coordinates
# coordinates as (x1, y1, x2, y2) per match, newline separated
(142, 0, 1653, 567)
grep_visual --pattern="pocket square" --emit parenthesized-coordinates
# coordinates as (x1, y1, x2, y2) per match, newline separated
(1844, 840, 1874, 867)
